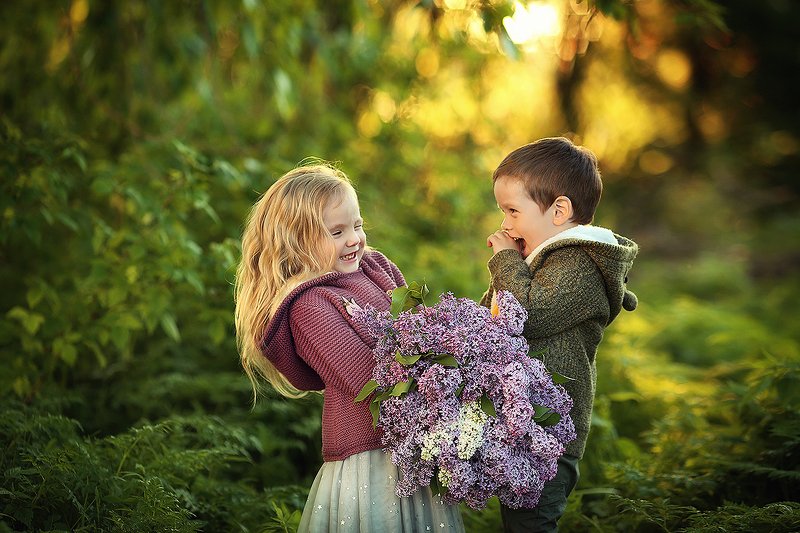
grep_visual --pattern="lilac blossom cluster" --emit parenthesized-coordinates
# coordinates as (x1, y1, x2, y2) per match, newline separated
(354, 290, 577, 510)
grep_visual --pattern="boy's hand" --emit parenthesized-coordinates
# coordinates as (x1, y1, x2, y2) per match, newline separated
(487, 230, 521, 256)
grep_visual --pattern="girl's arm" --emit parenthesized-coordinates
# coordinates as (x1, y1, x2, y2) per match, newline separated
(488, 248, 609, 339)
(289, 301, 376, 397)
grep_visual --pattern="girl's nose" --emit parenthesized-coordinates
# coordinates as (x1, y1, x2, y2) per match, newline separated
(345, 232, 360, 247)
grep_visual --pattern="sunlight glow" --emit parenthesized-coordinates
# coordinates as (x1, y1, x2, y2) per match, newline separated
(503, 1, 562, 45)
(656, 49, 692, 90)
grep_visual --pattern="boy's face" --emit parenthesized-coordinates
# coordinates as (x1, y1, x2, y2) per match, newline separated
(493, 176, 555, 258)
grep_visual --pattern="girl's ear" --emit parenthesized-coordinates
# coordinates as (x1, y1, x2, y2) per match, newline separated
(552, 196, 574, 226)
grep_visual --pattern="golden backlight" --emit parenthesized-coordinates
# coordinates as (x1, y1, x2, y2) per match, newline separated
(503, 1, 563, 46)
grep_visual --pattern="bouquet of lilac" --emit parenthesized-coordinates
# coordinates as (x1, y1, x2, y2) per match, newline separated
(354, 282, 576, 510)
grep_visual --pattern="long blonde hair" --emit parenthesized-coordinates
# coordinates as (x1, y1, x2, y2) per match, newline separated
(234, 163, 357, 402)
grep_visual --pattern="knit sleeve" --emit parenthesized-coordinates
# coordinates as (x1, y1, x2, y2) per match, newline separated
(365, 250, 406, 290)
(488, 247, 609, 339)
(289, 300, 375, 397)
(389, 259, 406, 288)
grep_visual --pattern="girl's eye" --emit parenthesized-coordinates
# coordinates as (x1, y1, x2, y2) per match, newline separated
(331, 231, 342, 237)
(355, 224, 363, 230)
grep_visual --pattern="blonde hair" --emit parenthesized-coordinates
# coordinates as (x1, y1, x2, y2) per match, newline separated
(234, 163, 357, 402)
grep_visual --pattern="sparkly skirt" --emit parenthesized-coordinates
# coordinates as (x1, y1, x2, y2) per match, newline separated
(298, 448, 464, 533)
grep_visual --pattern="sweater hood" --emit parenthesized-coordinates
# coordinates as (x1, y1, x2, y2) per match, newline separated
(534, 229, 639, 324)
(259, 251, 401, 391)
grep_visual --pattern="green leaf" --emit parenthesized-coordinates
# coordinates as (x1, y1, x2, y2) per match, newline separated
(160, 313, 181, 342)
(6, 307, 45, 335)
(527, 347, 547, 359)
(107, 286, 127, 306)
(369, 400, 380, 427)
(53, 337, 77, 366)
(431, 353, 459, 368)
(60, 344, 77, 366)
(390, 280, 430, 316)
(85, 340, 108, 368)
(26, 286, 45, 308)
(532, 404, 561, 427)
(480, 394, 497, 417)
(407, 280, 430, 302)
(373, 390, 394, 403)
(390, 286, 410, 317)
(389, 380, 412, 397)
(355, 379, 379, 403)
(430, 469, 444, 496)
(395, 351, 423, 366)
(550, 371, 575, 385)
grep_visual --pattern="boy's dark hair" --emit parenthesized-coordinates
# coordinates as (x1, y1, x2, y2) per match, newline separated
(492, 137, 602, 225)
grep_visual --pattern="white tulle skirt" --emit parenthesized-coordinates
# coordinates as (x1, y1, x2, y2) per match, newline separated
(298, 449, 464, 533)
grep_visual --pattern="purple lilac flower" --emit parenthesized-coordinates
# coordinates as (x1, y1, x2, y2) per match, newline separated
(353, 304, 393, 340)
(417, 365, 462, 402)
(545, 413, 577, 444)
(493, 290, 527, 335)
(361, 288, 576, 509)
(378, 392, 427, 445)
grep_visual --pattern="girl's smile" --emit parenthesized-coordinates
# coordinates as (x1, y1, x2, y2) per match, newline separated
(339, 250, 358, 262)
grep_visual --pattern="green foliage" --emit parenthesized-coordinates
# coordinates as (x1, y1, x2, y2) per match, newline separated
(460, 498, 504, 532)
(390, 280, 431, 316)
(684, 502, 800, 532)
(261, 501, 302, 533)
(2, 0, 798, 531)
(0, 121, 243, 400)
(0, 398, 311, 532)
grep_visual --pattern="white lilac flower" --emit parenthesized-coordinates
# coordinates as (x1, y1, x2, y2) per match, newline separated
(456, 401, 488, 460)
(421, 425, 452, 461)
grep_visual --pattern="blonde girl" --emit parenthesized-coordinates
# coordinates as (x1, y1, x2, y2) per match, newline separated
(235, 163, 464, 532)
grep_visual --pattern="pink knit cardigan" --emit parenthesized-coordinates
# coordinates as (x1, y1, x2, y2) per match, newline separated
(260, 251, 405, 461)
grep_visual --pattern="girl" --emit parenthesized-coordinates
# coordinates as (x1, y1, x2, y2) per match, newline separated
(234, 163, 464, 532)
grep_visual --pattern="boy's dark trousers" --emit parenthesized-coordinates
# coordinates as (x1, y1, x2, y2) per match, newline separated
(500, 454, 580, 533)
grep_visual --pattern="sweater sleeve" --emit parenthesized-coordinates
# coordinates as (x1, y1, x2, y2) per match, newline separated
(289, 300, 375, 397)
(389, 259, 406, 288)
(487, 247, 609, 339)
(367, 250, 406, 290)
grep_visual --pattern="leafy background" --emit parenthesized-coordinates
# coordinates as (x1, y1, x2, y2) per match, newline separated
(1, 0, 799, 531)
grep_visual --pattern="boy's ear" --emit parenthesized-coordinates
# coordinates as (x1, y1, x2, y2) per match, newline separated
(552, 196, 574, 226)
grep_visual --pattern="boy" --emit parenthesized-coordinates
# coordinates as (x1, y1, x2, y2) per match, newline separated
(481, 137, 638, 532)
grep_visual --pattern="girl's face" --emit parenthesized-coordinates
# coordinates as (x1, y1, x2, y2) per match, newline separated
(322, 191, 366, 274)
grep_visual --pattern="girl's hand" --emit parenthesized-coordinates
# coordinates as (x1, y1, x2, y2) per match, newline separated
(487, 230, 521, 256)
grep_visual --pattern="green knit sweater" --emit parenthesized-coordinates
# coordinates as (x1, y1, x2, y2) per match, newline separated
(480, 232, 638, 458)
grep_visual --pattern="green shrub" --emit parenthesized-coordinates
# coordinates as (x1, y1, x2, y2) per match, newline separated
(0, 399, 308, 532)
